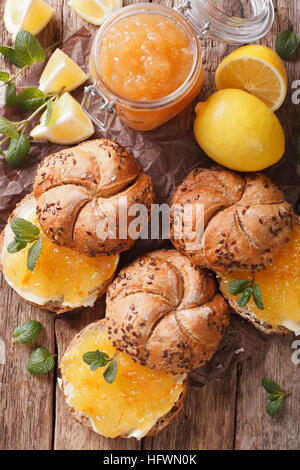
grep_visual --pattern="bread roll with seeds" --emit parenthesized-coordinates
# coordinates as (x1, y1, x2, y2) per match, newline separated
(170, 168, 294, 274)
(106, 250, 230, 374)
(34, 139, 155, 256)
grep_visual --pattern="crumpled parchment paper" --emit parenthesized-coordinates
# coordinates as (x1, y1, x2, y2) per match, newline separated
(0, 27, 297, 387)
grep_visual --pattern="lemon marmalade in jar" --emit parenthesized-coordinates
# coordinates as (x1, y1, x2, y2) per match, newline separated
(87, 1, 274, 131)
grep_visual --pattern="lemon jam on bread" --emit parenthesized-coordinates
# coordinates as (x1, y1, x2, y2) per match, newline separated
(60, 321, 186, 439)
(220, 223, 300, 333)
(1, 194, 119, 310)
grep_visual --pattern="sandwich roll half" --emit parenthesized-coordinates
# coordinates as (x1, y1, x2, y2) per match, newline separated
(219, 217, 300, 335)
(59, 320, 187, 439)
(0, 194, 119, 314)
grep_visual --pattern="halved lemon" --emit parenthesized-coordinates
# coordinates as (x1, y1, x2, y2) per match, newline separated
(39, 49, 88, 95)
(215, 45, 288, 111)
(68, 0, 122, 26)
(4, 0, 55, 39)
(30, 92, 95, 145)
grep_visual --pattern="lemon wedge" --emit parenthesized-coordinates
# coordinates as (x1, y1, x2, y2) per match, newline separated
(215, 45, 288, 111)
(4, 0, 55, 39)
(39, 49, 88, 95)
(30, 92, 95, 145)
(68, 0, 122, 26)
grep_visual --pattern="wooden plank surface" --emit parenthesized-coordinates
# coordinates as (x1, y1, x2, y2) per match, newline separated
(0, 0, 299, 451)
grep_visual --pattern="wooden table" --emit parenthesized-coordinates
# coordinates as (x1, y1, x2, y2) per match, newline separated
(1, 0, 300, 451)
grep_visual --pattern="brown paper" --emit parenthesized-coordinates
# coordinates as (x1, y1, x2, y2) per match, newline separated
(0, 28, 297, 387)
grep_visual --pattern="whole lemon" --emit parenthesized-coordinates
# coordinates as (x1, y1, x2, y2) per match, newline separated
(194, 89, 285, 172)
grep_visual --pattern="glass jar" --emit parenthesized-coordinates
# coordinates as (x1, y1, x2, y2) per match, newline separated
(84, 1, 274, 132)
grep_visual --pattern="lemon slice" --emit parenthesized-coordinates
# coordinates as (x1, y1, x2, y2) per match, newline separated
(39, 49, 88, 95)
(30, 92, 95, 145)
(4, 0, 55, 39)
(215, 45, 288, 111)
(68, 0, 122, 26)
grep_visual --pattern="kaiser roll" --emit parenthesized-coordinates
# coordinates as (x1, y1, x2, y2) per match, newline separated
(170, 167, 294, 274)
(33, 139, 155, 256)
(106, 249, 230, 374)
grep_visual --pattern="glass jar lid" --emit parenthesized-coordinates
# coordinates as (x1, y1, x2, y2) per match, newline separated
(177, 0, 274, 43)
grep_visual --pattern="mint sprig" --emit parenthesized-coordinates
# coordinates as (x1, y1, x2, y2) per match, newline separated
(0, 31, 61, 167)
(83, 350, 118, 384)
(276, 30, 299, 60)
(228, 279, 264, 310)
(8, 217, 43, 272)
(262, 378, 291, 417)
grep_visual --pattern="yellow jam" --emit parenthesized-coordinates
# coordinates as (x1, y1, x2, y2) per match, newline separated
(2, 212, 118, 306)
(220, 225, 300, 328)
(60, 328, 184, 438)
(99, 14, 194, 101)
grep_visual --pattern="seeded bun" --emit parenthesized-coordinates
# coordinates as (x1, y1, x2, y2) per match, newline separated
(59, 319, 188, 438)
(0, 194, 118, 314)
(170, 168, 294, 274)
(106, 249, 230, 374)
(33, 139, 155, 256)
(218, 216, 300, 336)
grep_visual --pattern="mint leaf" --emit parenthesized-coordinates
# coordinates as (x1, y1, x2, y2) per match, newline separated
(83, 350, 101, 365)
(237, 288, 252, 308)
(228, 280, 251, 295)
(7, 239, 27, 253)
(83, 350, 111, 369)
(13, 320, 43, 344)
(276, 30, 299, 60)
(44, 100, 54, 126)
(262, 378, 282, 395)
(11, 217, 40, 241)
(27, 347, 55, 375)
(267, 397, 284, 417)
(103, 359, 118, 384)
(14, 31, 45, 67)
(16, 88, 45, 111)
(0, 117, 19, 139)
(6, 133, 30, 167)
(0, 71, 10, 82)
(90, 360, 102, 371)
(5, 82, 17, 107)
(27, 237, 43, 271)
(83, 350, 116, 378)
(0, 46, 24, 68)
(253, 283, 264, 310)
